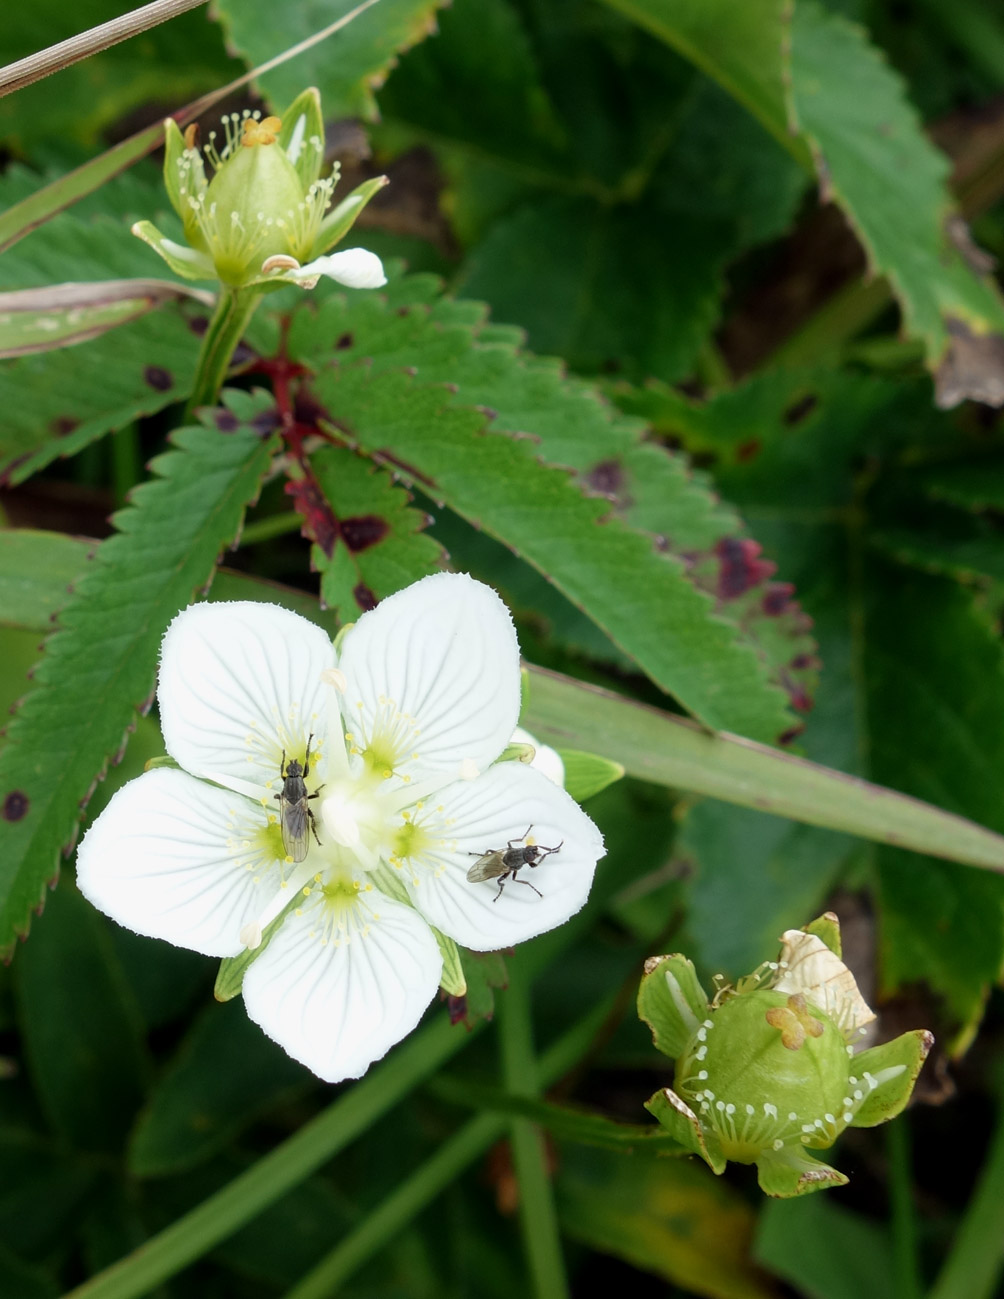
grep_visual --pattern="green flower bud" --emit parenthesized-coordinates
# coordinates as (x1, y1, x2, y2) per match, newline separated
(639, 914, 933, 1197)
(133, 91, 389, 294)
(674, 990, 853, 1164)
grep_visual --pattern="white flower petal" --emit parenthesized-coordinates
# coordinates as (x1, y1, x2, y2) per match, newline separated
(242, 887, 442, 1082)
(401, 762, 604, 950)
(512, 725, 565, 787)
(158, 601, 336, 794)
(338, 572, 521, 783)
(75, 768, 283, 957)
(292, 248, 387, 289)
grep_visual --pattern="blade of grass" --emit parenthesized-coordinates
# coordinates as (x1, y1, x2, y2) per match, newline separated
(0, 0, 207, 97)
(523, 665, 1004, 875)
(63, 1012, 474, 1299)
(283, 993, 617, 1299)
(499, 955, 570, 1299)
(928, 1100, 1004, 1299)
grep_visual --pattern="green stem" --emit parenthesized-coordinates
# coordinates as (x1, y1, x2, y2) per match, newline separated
(284, 995, 616, 1299)
(887, 1118, 921, 1299)
(499, 955, 570, 1299)
(63, 1015, 473, 1299)
(185, 288, 262, 416)
(928, 1100, 1004, 1299)
(239, 512, 304, 547)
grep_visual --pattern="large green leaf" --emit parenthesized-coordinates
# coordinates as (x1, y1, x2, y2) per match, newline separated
(620, 367, 1004, 1019)
(211, 0, 446, 121)
(129, 1000, 311, 1177)
(0, 391, 278, 957)
(600, 0, 1004, 404)
(377, 0, 805, 382)
(0, 304, 201, 484)
(756, 1194, 894, 1299)
(289, 280, 799, 740)
(14, 883, 149, 1154)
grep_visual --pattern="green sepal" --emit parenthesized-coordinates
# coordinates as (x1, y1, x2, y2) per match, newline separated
(213, 895, 298, 1002)
(558, 748, 625, 802)
(370, 861, 464, 996)
(132, 220, 215, 282)
(637, 953, 709, 1059)
(755, 1147, 849, 1197)
(278, 88, 326, 190)
(850, 1030, 934, 1127)
(436, 931, 466, 997)
(144, 754, 181, 772)
(645, 1087, 726, 1174)
(451, 949, 508, 1028)
(804, 912, 843, 958)
(498, 741, 536, 765)
(161, 119, 207, 245)
(311, 176, 389, 259)
(162, 119, 188, 224)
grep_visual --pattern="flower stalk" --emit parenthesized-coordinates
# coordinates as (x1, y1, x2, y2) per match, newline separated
(185, 286, 262, 416)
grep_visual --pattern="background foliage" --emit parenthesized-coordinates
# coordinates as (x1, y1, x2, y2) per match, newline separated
(3, 0, 1004, 1296)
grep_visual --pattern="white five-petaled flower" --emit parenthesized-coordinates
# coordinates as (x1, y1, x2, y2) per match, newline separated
(76, 574, 604, 1083)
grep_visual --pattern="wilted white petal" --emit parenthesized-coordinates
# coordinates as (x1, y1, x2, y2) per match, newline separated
(158, 601, 335, 795)
(775, 931, 876, 1039)
(292, 248, 386, 289)
(337, 573, 520, 786)
(512, 725, 565, 787)
(76, 768, 283, 957)
(398, 762, 603, 950)
(242, 884, 442, 1082)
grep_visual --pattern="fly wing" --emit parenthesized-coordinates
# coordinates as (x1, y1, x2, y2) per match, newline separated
(466, 850, 504, 883)
(280, 796, 310, 863)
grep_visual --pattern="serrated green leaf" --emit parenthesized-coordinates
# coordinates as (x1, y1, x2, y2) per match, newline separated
(14, 882, 149, 1153)
(293, 276, 817, 711)
(128, 1000, 310, 1177)
(787, 3, 1004, 407)
(625, 366, 1004, 1018)
(290, 285, 796, 741)
(291, 443, 444, 620)
(0, 303, 203, 485)
(0, 531, 93, 631)
(0, 392, 278, 956)
(212, 0, 446, 122)
(378, 0, 804, 383)
(456, 196, 732, 383)
(597, 0, 807, 163)
(602, 0, 1004, 402)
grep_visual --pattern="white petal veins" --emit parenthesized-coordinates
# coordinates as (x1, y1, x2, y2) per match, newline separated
(75, 768, 284, 957)
(400, 762, 604, 950)
(158, 601, 336, 794)
(337, 572, 521, 783)
(242, 887, 442, 1083)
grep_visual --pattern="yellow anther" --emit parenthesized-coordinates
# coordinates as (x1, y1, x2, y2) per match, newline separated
(184, 123, 199, 149)
(284, 854, 294, 865)
(302, 886, 311, 896)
